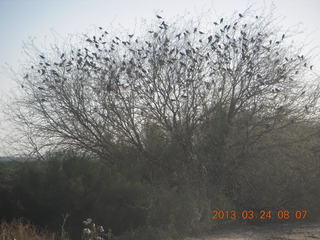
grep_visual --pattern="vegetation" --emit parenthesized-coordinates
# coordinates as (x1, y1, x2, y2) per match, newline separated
(2, 9, 320, 240)
(0, 219, 55, 240)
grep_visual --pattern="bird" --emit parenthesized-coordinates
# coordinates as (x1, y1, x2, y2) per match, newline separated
(239, 13, 244, 18)
(310, 65, 313, 70)
(128, 34, 134, 38)
(220, 18, 223, 24)
(255, 16, 259, 19)
(282, 34, 285, 40)
(305, 105, 309, 113)
(208, 36, 213, 42)
(156, 14, 162, 19)
(39, 55, 45, 59)
(214, 22, 218, 25)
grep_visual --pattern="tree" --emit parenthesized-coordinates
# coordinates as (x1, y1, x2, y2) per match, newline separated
(8, 9, 320, 228)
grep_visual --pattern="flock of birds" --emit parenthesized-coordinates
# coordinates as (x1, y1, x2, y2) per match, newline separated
(21, 13, 312, 114)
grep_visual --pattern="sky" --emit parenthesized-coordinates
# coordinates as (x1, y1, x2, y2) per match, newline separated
(1, 0, 320, 155)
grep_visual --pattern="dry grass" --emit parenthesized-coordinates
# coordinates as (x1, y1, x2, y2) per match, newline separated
(0, 219, 56, 240)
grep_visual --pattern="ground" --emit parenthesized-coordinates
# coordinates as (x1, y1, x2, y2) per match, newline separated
(185, 222, 320, 240)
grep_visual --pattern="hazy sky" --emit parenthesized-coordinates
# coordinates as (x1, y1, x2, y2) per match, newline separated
(1, 0, 320, 155)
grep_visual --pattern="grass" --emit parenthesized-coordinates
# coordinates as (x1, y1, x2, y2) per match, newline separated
(0, 219, 56, 240)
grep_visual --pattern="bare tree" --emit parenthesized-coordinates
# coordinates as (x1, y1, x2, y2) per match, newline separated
(9, 10, 319, 188)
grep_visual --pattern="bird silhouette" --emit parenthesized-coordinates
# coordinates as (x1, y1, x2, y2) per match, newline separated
(220, 18, 223, 24)
(156, 15, 162, 19)
(239, 13, 243, 18)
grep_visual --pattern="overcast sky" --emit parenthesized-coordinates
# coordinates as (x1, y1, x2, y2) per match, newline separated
(1, 0, 320, 155)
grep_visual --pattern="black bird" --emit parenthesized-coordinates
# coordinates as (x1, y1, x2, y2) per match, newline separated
(305, 105, 309, 113)
(282, 34, 285, 40)
(156, 14, 162, 19)
(39, 55, 45, 59)
(310, 65, 313, 70)
(208, 35, 213, 43)
(38, 87, 45, 90)
(239, 13, 243, 18)
(220, 18, 223, 24)
(128, 34, 134, 38)
(99, 27, 103, 30)
(304, 63, 307, 67)
(256, 16, 259, 19)
(61, 53, 65, 59)
(199, 31, 204, 34)
(214, 22, 218, 25)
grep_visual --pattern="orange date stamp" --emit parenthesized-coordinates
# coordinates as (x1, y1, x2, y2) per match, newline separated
(210, 209, 308, 220)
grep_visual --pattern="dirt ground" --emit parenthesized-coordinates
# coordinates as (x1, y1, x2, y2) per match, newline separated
(185, 222, 320, 240)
